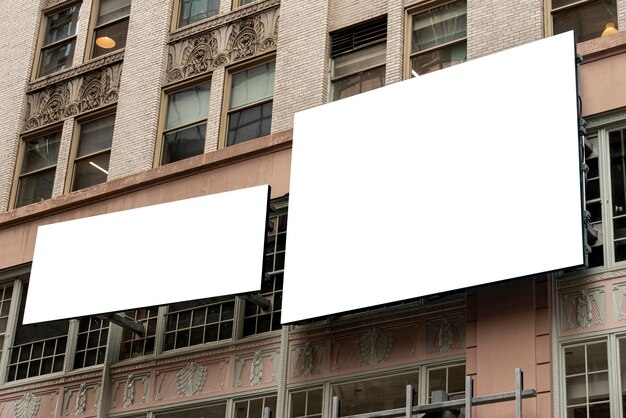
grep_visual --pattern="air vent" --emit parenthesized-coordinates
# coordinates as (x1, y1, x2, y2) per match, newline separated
(331, 16, 387, 58)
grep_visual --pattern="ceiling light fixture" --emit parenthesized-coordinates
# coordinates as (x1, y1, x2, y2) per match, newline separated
(602, 22, 618, 37)
(89, 161, 109, 175)
(95, 36, 116, 49)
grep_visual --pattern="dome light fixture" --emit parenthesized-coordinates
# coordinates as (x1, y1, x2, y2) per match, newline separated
(95, 36, 116, 49)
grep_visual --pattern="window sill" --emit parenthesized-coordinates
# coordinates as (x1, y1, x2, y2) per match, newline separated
(577, 30, 626, 63)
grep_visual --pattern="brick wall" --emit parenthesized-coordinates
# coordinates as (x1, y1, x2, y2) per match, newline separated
(107, 0, 174, 180)
(467, 0, 544, 59)
(0, 0, 43, 211)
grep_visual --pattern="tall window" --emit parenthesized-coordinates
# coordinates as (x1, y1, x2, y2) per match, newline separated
(330, 17, 386, 101)
(161, 81, 210, 165)
(227, 61, 275, 146)
(551, 0, 618, 43)
(15, 132, 61, 208)
(177, 0, 219, 28)
(91, 0, 131, 58)
(409, 0, 466, 77)
(581, 125, 626, 269)
(37, 4, 81, 77)
(71, 114, 114, 191)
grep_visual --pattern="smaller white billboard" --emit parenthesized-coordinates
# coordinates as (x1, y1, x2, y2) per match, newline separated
(24, 185, 270, 324)
(282, 32, 583, 324)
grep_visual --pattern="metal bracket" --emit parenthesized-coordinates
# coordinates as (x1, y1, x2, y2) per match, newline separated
(241, 294, 271, 311)
(97, 313, 144, 337)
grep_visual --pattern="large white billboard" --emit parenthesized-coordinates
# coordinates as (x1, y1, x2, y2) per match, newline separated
(24, 185, 270, 324)
(282, 32, 583, 323)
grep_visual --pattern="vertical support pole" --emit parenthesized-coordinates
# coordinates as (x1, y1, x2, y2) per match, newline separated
(465, 375, 473, 418)
(405, 385, 413, 418)
(263, 406, 272, 418)
(332, 396, 340, 418)
(515, 368, 523, 418)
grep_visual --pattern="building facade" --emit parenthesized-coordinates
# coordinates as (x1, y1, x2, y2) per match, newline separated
(0, 0, 625, 417)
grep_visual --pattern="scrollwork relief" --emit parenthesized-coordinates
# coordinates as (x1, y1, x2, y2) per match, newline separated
(15, 392, 40, 418)
(562, 287, 605, 330)
(75, 383, 87, 415)
(24, 63, 122, 133)
(176, 362, 208, 396)
(426, 314, 465, 354)
(356, 327, 393, 365)
(165, 7, 278, 85)
(291, 341, 324, 378)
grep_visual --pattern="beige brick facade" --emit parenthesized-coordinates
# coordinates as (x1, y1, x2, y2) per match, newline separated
(107, 0, 174, 180)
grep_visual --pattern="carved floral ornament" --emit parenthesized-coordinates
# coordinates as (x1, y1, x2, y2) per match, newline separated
(165, 7, 279, 86)
(24, 63, 122, 133)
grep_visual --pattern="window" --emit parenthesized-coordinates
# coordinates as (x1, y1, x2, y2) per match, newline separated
(409, 0, 466, 77)
(155, 403, 226, 418)
(176, 0, 220, 28)
(118, 307, 159, 360)
(73, 317, 109, 369)
(242, 207, 286, 336)
(560, 336, 626, 417)
(226, 61, 275, 146)
(37, 4, 81, 77)
(426, 363, 466, 402)
(15, 131, 61, 208)
(236, 0, 259, 7)
(163, 296, 235, 351)
(70, 113, 114, 191)
(161, 81, 210, 165)
(330, 17, 386, 101)
(290, 388, 323, 418)
(234, 395, 277, 418)
(551, 0, 618, 43)
(581, 125, 626, 269)
(91, 0, 131, 58)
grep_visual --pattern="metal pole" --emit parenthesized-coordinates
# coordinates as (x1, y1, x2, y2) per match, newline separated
(263, 406, 272, 418)
(405, 385, 413, 418)
(515, 368, 523, 418)
(332, 396, 340, 418)
(465, 375, 473, 418)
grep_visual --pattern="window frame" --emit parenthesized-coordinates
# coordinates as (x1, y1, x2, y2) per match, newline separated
(405, 0, 467, 79)
(156, 76, 212, 166)
(11, 125, 63, 209)
(222, 56, 276, 148)
(233, 0, 260, 9)
(173, 0, 221, 30)
(34, 2, 82, 79)
(86, 0, 132, 60)
(548, 0, 619, 43)
(66, 108, 116, 193)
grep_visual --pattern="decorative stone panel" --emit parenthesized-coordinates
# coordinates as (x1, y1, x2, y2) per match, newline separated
(561, 287, 606, 330)
(109, 372, 150, 409)
(24, 62, 122, 133)
(613, 282, 626, 321)
(290, 340, 324, 378)
(233, 349, 280, 388)
(426, 314, 465, 354)
(62, 382, 101, 416)
(15, 392, 40, 418)
(165, 6, 278, 86)
(355, 327, 393, 365)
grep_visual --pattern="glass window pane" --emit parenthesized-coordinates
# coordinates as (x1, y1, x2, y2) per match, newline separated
(588, 372, 609, 403)
(38, 40, 75, 77)
(411, 40, 466, 76)
(93, 18, 130, 57)
(156, 403, 226, 418)
(165, 83, 211, 130)
(566, 375, 587, 406)
(227, 102, 272, 146)
(77, 115, 115, 157)
(97, 0, 131, 25)
(332, 373, 418, 416)
(565, 345, 586, 375)
(43, 5, 80, 45)
(411, 0, 467, 54)
(553, 0, 617, 43)
(331, 66, 385, 101)
(179, 0, 220, 27)
(230, 61, 276, 110)
(587, 342, 608, 372)
(72, 152, 110, 191)
(332, 43, 386, 79)
(22, 133, 61, 173)
(162, 122, 206, 164)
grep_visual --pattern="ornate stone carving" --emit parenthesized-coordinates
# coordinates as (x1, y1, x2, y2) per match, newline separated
(123, 374, 135, 408)
(356, 327, 393, 365)
(250, 351, 263, 385)
(426, 314, 465, 353)
(24, 63, 122, 132)
(614, 282, 626, 320)
(75, 383, 87, 415)
(562, 287, 605, 330)
(15, 392, 40, 418)
(176, 362, 208, 396)
(291, 341, 324, 378)
(165, 7, 279, 85)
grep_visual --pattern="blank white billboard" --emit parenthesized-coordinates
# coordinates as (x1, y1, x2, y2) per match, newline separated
(282, 32, 583, 324)
(24, 185, 270, 324)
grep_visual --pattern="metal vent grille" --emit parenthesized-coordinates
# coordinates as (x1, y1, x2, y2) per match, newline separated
(331, 16, 387, 58)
